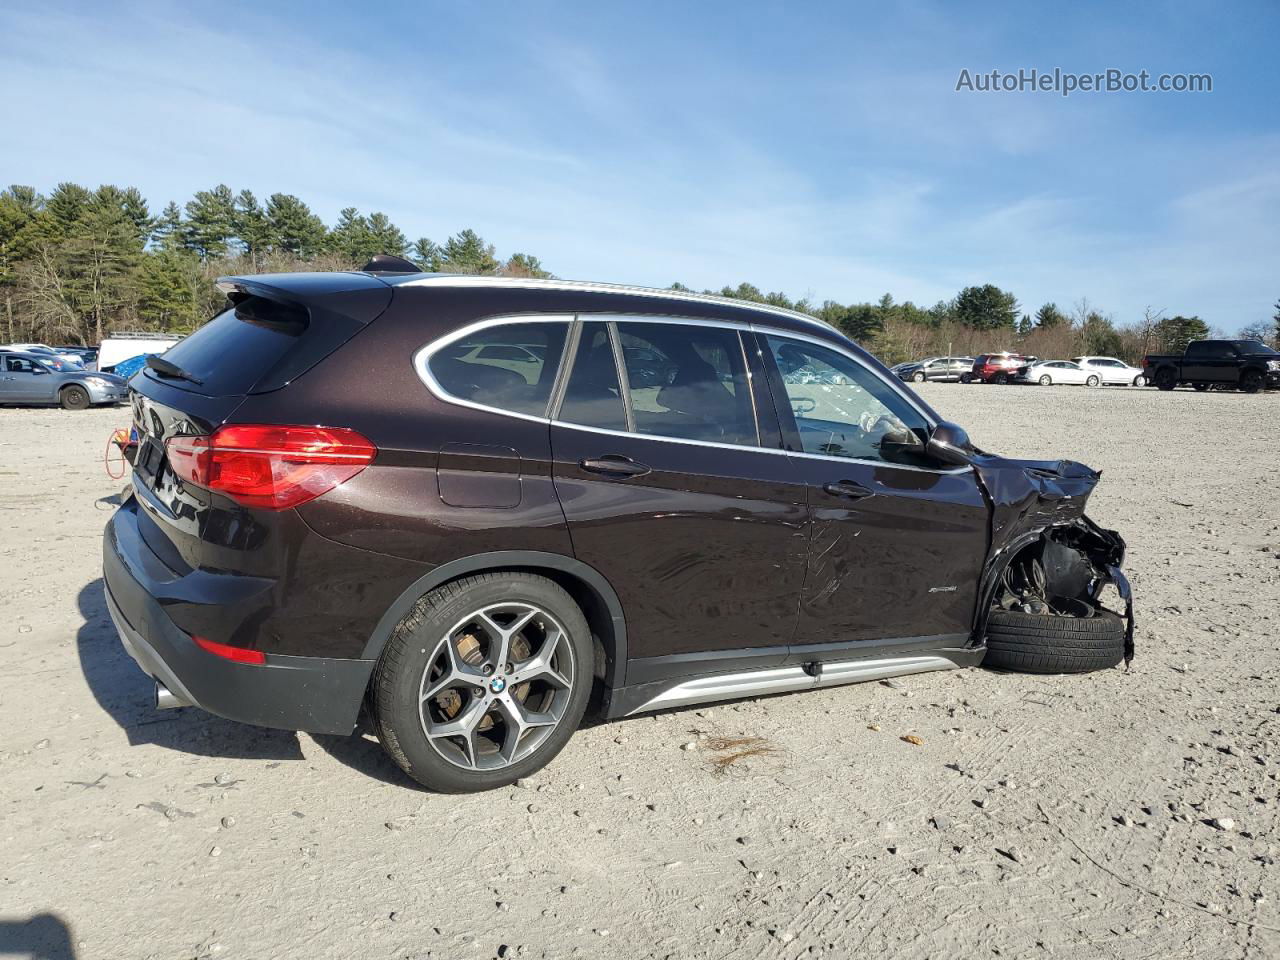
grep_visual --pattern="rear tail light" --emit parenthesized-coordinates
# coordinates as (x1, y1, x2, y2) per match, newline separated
(194, 635, 267, 665)
(166, 424, 376, 509)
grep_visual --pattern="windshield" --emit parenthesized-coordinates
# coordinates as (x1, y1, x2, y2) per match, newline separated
(1233, 340, 1278, 354)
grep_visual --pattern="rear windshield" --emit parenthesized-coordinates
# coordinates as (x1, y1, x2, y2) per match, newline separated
(146, 297, 306, 396)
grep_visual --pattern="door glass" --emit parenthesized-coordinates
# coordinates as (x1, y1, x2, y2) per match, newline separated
(618, 322, 757, 446)
(558, 321, 627, 430)
(428, 321, 568, 417)
(765, 335, 930, 466)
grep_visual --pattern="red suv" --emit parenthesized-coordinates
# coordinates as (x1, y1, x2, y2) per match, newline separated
(971, 353, 1031, 384)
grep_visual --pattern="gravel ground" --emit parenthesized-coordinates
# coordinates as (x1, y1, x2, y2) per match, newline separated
(1, 384, 1277, 960)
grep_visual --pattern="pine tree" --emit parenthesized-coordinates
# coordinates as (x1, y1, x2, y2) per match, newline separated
(366, 212, 409, 258)
(440, 229, 498, 274)
(151, 202, 184, 252)
(234, 190, 271, 267)
(414, 237, 444, 271)
(954, 284, 1020, 330)
(183, 185, 237, 258)
(503, 253, 551, 278)
(266, 194, 326, 257)
(1035, 302, 1066, 327)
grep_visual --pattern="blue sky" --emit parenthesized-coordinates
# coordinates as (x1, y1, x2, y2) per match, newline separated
(2, 1, 1277, 330)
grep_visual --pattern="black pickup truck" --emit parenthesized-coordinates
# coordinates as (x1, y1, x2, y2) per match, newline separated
(1143, 339, 1280, 393)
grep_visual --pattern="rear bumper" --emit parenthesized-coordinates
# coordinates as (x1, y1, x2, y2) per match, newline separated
(102, 503, 374, 734)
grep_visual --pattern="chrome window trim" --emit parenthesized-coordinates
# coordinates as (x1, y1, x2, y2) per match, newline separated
(412, 313, 970, 476)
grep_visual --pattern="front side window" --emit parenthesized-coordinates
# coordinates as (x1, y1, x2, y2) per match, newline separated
(428, 320, 568, 417)
(617, 322, 757, 446)
(765, 335, 931, 467)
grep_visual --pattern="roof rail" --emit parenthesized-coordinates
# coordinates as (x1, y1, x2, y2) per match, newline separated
(106, 331, 185, 340)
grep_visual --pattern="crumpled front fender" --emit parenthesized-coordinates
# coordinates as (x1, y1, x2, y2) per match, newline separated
(970, 454, 1135, 664)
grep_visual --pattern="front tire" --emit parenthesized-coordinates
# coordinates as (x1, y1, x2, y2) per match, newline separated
(1240, 370, 1264, 394)
(1132, 375, 1145, 387)
(1193, 382, 1209, 392)
(60, 385, 91, 410)
(983, 608, 1125, 674)
(1085, 375, 1100, 387)
(912, 371, 926, 383)
(371, 573, 593, 792)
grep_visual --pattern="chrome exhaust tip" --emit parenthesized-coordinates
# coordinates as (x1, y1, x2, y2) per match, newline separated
(155, 681, 187, 710)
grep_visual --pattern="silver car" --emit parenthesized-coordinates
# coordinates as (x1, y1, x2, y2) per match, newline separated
(0, 350, 128, 409)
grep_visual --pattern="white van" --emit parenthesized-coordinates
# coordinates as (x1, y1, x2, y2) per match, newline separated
(97, 332, 185, 372)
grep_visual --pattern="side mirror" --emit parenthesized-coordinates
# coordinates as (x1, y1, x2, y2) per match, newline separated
(927, 421, 973, 466)
(33, 366, 50, 375)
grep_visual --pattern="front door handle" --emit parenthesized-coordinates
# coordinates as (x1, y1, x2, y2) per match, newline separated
(579, 455, 651, 478)
(823, 479, 874, 500)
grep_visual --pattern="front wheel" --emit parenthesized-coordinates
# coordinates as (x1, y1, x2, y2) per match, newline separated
(1132, 375, 1145, 387)
(371, 573, 593, 792)
(1193, 382, 1209, 392)
(59, 385, 91, 410)
(1240, 370, 1264, 394)
(1038, 374, 1052, 386)
(912, 371, 926, 383)
(994, 372, 1009, 385)
(1085, 375, 1100, 387)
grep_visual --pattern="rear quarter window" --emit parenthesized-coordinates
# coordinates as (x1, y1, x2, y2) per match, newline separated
(426, 320, 569, 418)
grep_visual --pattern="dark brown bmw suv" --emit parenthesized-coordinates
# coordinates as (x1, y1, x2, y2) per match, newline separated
(103, 264, 1132, 792)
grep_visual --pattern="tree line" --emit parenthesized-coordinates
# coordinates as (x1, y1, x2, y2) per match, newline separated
(2, 182, 1274, 366)
(0, 182, 550, 346)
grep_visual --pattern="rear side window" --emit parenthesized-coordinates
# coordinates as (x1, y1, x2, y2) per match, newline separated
(152, 297, 307, 396)
(428, 321, 568, 417)
(618, 322, 757, 446)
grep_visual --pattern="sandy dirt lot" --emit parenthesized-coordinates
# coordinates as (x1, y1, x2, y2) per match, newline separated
(1, 384, 1277, 960)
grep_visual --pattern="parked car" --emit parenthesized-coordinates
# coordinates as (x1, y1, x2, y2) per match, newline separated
(896, 356, 975, 383)
(55, 346, 100, 369)
(103, 266, 1132, 792)
(971, 353, 1032, 384)
(97, 332, 184, 373)
(2, 342, 85, 367)
(1020, 360, 1099, 386)
(0, 350, 128, 408)
(1143, 340, 1280, 393)
(1071, 356, 1145, 386)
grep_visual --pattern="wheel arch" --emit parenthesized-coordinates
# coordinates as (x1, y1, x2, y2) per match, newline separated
(360, 551, 628, 690)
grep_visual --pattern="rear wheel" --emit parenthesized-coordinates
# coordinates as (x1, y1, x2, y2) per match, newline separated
(959, 373, 973, 384)
(1085, 374, 1100, 387)
(1193, 382, 1209, 392)
(983, 608, 1125, 674)
(1155, 368, 1177, 391)
(1038, 374, 1052, 386)
(371, 573, 593, 792)
(59, 385, 91, 410)
(1240, 370, 1264, 394)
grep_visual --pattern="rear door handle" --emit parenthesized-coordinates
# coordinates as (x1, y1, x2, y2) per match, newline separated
(579, 455, 651, 478)
(823, 479, 874, 500)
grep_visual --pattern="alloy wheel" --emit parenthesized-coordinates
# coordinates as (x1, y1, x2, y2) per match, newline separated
(418, 602, 575, 771)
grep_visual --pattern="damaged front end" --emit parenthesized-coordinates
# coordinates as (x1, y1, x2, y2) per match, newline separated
(970, 454, 1135, 665)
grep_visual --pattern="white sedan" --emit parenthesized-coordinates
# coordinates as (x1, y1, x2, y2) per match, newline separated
(1022, 360, 1098, 386)
(1071, 356, 1146, 386)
